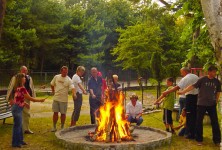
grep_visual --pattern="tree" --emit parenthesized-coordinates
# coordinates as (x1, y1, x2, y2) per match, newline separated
(0, 0, 6, 39)
(200, 0, 222, 66)
(150, 51, 165, 98)
(112, 22, 162, 76)
(166, 63, 181, 84)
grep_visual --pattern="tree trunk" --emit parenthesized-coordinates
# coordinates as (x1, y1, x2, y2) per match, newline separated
(0, 0, 6, 39)
(200, 0, 222, 65)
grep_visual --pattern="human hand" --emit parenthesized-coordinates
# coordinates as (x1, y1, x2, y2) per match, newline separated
(92, 94, 96, 99)
(83, 90, 87, 95)
(73, 94, 77, 100)
(136, 116, 140, 120)
(9, 100, 14, 106)
(24, 102, 30, 109)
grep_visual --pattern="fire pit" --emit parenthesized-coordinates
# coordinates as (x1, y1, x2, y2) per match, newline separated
(55, 124, 172, 150)
(55, 86, 171, 149)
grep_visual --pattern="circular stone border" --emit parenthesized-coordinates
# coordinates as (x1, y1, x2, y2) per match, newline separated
(55, 125, 172, 150)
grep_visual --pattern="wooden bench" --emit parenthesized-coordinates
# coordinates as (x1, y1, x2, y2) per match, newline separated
(0, 95, 12, 124)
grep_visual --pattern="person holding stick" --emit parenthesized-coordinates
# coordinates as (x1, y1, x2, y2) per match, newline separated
(7, 66, 36, 134)
(154, 77, 175, 133)
(161, 67, 199, 139)
(70, 66, 87, 126)
(88, 67, 102, 124)
(51, 66, 76, 132)
(11, 73, 46, 148)
(178, 66, 221, 146)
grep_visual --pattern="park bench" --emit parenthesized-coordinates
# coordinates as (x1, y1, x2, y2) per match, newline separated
(0, 95, 12, 124)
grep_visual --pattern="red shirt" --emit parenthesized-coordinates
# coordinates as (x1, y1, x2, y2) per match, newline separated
(14, 87, 28, 107)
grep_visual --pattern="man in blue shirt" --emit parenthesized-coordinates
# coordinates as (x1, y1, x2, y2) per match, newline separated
(88, 67, 102, 124)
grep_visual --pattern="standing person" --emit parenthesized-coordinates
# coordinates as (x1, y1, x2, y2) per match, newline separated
(11, 73, 45, 148)
(70, 66, 87, 127)
(6, 66, 36, 134)
(125, 93, 143, 126)
(178, 66, 221, 146)
(88, 67, 102, 124)
(97, 71, 107, 101)
(161, 67, 199, 139)
(154, 77, 175, 133)
(51, 66, 76, 132)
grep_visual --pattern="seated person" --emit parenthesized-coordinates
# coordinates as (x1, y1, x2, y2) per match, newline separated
(173, 108, 187, 136)
(125, 94, 143, 126)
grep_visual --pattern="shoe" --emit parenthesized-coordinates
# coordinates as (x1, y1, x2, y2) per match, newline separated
(215, 143, 220, 147)
(21, 141, 27, 145)
(24, 130, 34, 134)
(166, 128, 170, 132)
(171, 130, 176, 134)
(197, 142, 203, 146)
(51, 128, 57, 132)
(12, 145, 21, 148)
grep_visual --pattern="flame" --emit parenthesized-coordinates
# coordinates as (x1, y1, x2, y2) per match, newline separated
(95, 89, 132, 142)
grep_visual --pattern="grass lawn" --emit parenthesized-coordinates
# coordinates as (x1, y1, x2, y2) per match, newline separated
(0, 90, 221, 150)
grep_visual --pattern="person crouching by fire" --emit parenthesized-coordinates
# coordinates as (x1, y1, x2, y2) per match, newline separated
(125, 94, 143, 126)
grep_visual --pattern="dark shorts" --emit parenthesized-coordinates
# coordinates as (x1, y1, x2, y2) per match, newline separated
(163, 109, 173, 124)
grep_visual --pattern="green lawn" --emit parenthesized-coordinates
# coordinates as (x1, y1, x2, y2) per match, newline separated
(0, 112, 220, 150)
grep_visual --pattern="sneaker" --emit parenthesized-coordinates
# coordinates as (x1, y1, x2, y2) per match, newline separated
(24, 130, 34, 134)
(197, 142, 203, 146)
(166, 128, 170, 132)
(21, 141, 27, 145)
(185, 135, 195, 140)
(51, 128, 57, 132)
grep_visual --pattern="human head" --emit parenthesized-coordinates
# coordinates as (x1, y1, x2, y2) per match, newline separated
(76, 66, 85, 76)
(180, 67, 190, 77)
(14, 73, 26, 90)
(112, 74, 118, 83)
(60, 66, 68, 77)
(130, 93, 138, 106)
(208, 65, 218, 78)
(91, 67, 98, 78)
(166, 77, 174, 86)
(182, 108, 186, 116)
(97, 71, 102, 77)
(20, 66, 28, 75)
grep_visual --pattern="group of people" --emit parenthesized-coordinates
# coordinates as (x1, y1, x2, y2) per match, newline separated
(154, 66, 221, 146)
(6, 65, 143, 148)
(6, 65, 220, 148)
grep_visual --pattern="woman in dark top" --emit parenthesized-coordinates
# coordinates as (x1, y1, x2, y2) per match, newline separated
(11, 73, 46, 148)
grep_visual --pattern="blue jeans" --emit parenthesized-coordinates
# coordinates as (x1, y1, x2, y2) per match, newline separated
(127, 116, 143, 126)
(178, 127, 186, 136)
(12, 104, 24, 146)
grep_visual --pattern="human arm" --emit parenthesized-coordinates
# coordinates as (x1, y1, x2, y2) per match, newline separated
(72, 88, 77, 100)
(162, 86, 180, 97)
(177, 85, 195, 95)
(154, 94, 165, 105)
(78, 83, 87, 94)
(24, 93, 46, 102)
(51, 85, 55, 95)
(6, 76, 16, 102)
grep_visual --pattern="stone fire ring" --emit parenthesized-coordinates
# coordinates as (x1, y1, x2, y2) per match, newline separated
(55, 124, 172, 150)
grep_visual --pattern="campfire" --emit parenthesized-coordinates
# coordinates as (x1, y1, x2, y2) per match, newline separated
(88, 87, 133, 143)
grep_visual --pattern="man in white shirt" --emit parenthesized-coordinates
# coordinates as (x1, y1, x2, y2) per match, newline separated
(70, 66, 87, 126)
(51, 66, 76, 132)
(125, 94, 143, 126)
(162, 67, 199, 139)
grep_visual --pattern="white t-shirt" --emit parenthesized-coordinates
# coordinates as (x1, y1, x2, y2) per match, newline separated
(72, 74, 83, 94)
(50, 74, 74, 102)
(178, 73, 199, 95)
(126, 101, 143, 118)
